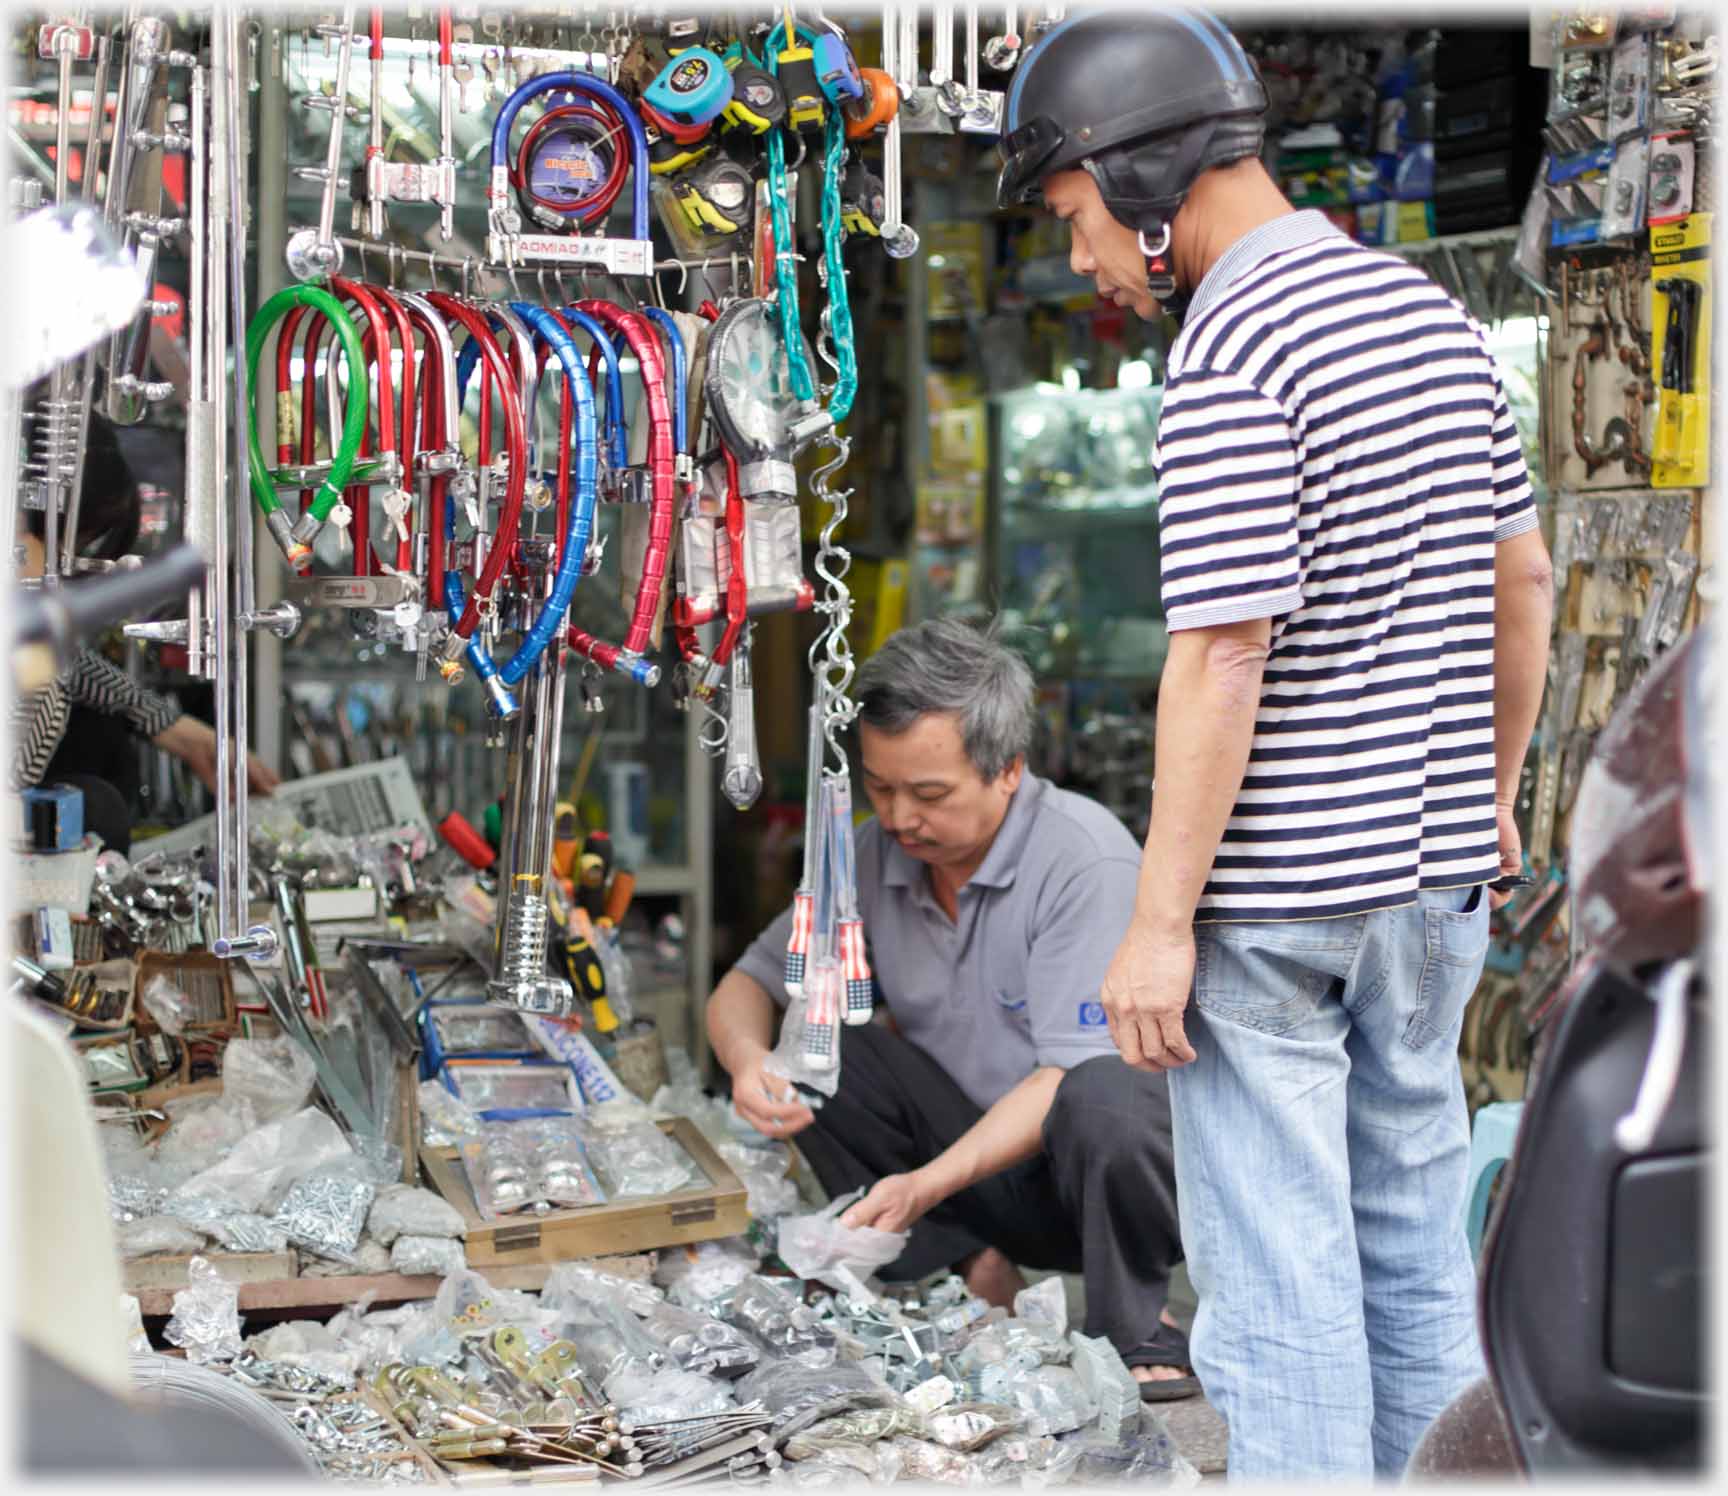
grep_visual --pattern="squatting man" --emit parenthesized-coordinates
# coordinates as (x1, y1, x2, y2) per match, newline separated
(705, 618, 1198, 1400)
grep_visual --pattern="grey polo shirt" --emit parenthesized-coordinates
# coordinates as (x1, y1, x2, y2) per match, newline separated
(732, 773, 1141, 1111)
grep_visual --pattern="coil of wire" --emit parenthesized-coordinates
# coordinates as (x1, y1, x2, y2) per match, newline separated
(128, 1353, 322, 1475)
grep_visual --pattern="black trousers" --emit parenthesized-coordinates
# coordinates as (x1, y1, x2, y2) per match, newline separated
(791, 1021, 1183, 1368)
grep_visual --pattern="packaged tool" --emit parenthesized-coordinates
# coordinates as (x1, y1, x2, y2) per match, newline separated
(1649, 213, 1710, 488)
(1608, 31, 1653, 139)
(1647, 132, 1695, 223)
(1600, 138, 1649, 240)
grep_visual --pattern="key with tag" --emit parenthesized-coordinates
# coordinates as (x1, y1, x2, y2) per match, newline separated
(453, 23, 476, 110)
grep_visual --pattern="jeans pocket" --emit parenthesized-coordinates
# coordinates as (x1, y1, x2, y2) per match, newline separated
(1403, 886, 1491, 1051)
(1195, 931, 1337, 1037)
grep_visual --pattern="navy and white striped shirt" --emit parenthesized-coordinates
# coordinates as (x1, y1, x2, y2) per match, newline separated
(1155, 210, 1537, 922)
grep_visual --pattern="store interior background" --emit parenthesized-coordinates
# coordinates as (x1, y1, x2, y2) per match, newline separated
(13, 13, 1554, 1068)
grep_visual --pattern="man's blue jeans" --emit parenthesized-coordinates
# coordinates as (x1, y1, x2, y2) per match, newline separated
(1168, 885, 1490, 1481)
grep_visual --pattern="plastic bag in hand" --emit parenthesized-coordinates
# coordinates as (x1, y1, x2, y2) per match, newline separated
(163, 1256, 243, 1364)
(221, 1036, 316, 1124)
(775, 1191, 907, 1294)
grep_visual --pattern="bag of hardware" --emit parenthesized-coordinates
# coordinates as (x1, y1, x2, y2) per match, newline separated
(1006, 1364, 1097, 1439)
(602, 1361, 735, 1424)
(418, 1077, 486, 1147)
(149, 1094, 261, 1186)
(543, 1260, 664, 1317)
(725, 1275, 837, 1368)
(166, 1106, 354, 1221)
(243, 1320, 362, 1387)
(654, 1235, 763, 1309)
(1061, 1421, 1200, 1487)
(163, 1255, 243, 1364)
(888, 1434, 998, 1485)
(433, 1266, 543, 1335)
(1012, 1275, 1069, 1333)
(923, 1401, 1027, 1453)
(776, 1191, 908, 1293)
(580, 1110, 699, 1197)
(117, 1214, 207, 1260)
(270, 1161, 378, 1266)
(367, 1182, 466, 1245)
(717, 1138, 801, 1221)
(222, 1036, 318, 1124)
(738, 1357, 898, 1440)
(302, 1236, 391, 1278)
(780, 1444, 906, 1486)
(389, 1233, 467, 1277)
(783, 1407, 923, 1463)
(640, 1298, 763, 1378)
(207, 1213, 291, 1254)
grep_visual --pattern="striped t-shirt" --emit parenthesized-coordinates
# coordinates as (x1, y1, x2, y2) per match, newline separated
(1154, 210, 1537, 922)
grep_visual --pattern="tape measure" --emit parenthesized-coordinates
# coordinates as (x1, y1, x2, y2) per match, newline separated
(774, 27, 826, 133)
(844, 67, 899, 140)
(841, 159, 885, 237)
(813, 28, 864, 105)
(720, 53, 788, 135)
(671, 154, 754, 239)
(644, 47, 734, 129)
(643, 108, 715, 176)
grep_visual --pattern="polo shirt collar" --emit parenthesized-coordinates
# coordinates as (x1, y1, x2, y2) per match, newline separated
(877, 773, 1048, 892)
(1183, 208, 1346, 328)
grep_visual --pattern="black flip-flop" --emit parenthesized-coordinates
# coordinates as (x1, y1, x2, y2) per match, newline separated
(1130, 1320, 1203, 1402)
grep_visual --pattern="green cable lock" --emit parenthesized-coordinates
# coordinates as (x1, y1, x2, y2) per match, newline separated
(245, 283, 371, 570)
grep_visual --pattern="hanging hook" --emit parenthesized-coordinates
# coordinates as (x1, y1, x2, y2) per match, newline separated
(538, 267, 549, 306)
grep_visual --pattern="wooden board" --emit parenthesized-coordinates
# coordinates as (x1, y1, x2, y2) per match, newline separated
(130, 1253, 656, 1318)
(420, 1117, 749, 1268)
(124, 1250, 295, 1297)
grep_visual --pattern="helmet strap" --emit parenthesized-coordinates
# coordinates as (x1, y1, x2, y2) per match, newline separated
(1138, 220, 1178, 301)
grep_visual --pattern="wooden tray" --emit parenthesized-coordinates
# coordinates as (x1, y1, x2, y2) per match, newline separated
(420, 1117, 749, 1267)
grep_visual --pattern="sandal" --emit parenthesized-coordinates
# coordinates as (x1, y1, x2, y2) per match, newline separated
(1129, 1320, 1203, 1403)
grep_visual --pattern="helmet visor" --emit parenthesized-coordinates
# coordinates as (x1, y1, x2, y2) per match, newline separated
(996, 114, 1069, 208)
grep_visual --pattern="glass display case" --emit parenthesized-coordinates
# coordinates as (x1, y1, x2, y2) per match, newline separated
(990, 381, 1168, 685)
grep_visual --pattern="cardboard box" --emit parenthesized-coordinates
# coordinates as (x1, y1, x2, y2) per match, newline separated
(419, 1117, 749, 1267)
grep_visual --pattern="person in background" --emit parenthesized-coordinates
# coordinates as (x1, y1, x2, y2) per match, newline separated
(999, 7, 1553, 1480)
(12, 408, 278, 853)
(705, 618, 1198, 1400)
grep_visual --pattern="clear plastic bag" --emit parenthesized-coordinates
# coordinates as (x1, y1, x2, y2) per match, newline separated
(390, 1234, 467, 1277)
(271, 1163, 378, 1265)
(543, 1261, 664, 1318)
(418, 1078, 485, 1147)
(763, 995, 843, 1100)
(776, 1191, 908, 1293)
(302, 1236, 390, 1278)
(602, 1362, 733, 1424)
(150, 1094, 259, 1185)
(1063, 1422, 1201, 1487)
(208, 1213, 291, 1254)
(1013, 1276, 1069, 1333)
(221, 1036, 317, 1124)
(163, 1256, 243, 1364)
(784, 1407, 922, 1457)
(108, 1173, 169, 1224)
(367, 1183, 466, 1245)
(889, 1435, 993, 1484)
(737, 1356, 897, 1439)
(166, 1106, 353, 1221)
(140, 974, 194, 1036)
(640, 1299, 762, 1378)
(581, 1116, 698, 1198)
(725, 1275, 836, 1368)
(118, 1215, 206, 1259)
(654, 1235, 763, 1310)
(432, 1267, 543, 1336)
(118, 1293, 150, 1355)
(923, 1401, 1025, 1453)
(716, 1139, 800, 1221)
(1007, 1364, 1096, 1439)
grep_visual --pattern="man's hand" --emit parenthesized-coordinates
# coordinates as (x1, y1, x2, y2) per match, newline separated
(840, 1170, 938, 1234)
(1100, 920, 1198, 1071)
(728, 1049, 816, 1140)
(1489, 796, 1523, 911)
(151, 715, 280, 796)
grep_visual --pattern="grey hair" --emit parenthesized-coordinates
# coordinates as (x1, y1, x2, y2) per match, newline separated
(855, 617, 1035, 782)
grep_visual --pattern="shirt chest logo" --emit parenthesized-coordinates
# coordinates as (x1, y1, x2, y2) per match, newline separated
(1078, 1001, 1108, 1028)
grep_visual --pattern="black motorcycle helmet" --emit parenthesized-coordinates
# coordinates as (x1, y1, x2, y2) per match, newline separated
(998, 7, 1268, 302)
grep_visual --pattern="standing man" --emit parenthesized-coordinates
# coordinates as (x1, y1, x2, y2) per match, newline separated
(999, 8, 1553, 1481)
(707, 618, 1198, 1399)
